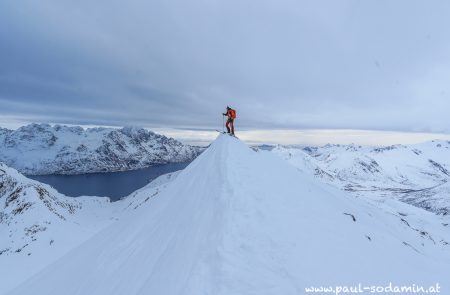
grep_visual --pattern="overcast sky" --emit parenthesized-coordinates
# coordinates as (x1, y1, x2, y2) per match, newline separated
(1, 0, 450, 140)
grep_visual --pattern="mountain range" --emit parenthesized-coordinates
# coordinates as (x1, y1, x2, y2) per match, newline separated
(272, 140, 450, 216)
(0, 124, 200, 175)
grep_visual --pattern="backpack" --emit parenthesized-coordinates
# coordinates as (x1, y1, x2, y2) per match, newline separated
(229, 109, 236, 119)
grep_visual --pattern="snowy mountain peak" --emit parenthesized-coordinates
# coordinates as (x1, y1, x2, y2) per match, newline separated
(7, 134, 450, 295)
(120, 125, 154, 137)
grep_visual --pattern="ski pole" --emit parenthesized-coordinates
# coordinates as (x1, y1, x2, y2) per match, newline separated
(222, 115, 224, 133)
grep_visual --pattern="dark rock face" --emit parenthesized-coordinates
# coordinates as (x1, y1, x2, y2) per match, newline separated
(0, 124, 202, 175)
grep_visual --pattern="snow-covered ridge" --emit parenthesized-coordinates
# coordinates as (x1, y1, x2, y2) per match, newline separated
(0, 161, 180, 294)
(0, 162, 112, 293)
(5, 135, 450, 295)
(0, 123, 201, 175)
(272, 140, 450, 215)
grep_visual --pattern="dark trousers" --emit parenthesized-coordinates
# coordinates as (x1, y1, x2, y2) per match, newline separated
(226, 118, 234, 134)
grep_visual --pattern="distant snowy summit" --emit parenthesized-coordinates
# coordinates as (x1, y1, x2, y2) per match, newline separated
(0, 124, 201, 175)
(272, 140, 450, 215)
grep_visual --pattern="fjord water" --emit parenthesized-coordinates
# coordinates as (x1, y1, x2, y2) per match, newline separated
(28, 162, 190, 201)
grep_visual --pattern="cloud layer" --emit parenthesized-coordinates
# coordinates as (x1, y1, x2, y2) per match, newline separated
(1, 0, 450, 133)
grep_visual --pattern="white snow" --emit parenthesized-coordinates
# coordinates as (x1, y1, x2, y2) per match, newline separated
(0, 163, 178, 294)
(0, 163, 114, 293)
(4, 134, 449, 295)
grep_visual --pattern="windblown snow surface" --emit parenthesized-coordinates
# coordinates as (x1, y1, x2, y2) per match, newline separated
(4, 135, 450, 294)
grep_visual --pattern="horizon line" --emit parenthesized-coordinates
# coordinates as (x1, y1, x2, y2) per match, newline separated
(1, 121, 450, 147)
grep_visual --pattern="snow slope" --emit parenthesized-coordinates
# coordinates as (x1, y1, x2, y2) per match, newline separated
(272, 140, 450, 215)
(0, 163, 113, 293)
(0, 163, 180, 295)
(0, 124, 200, 175)
(8, 134, 450, 295)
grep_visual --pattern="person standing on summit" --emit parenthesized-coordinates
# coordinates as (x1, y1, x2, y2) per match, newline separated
(223, 106, 236, 135)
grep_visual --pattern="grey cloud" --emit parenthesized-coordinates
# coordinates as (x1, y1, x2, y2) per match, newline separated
(0, 0, 449, 132)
